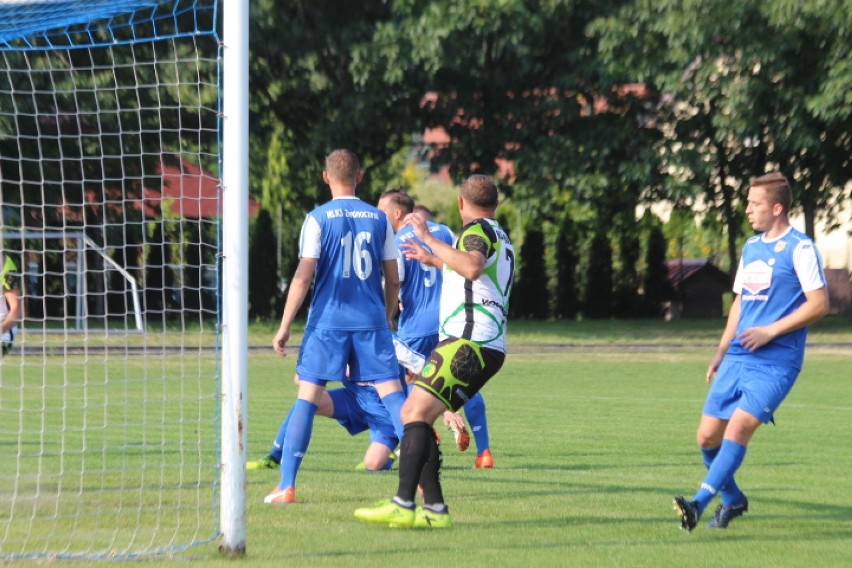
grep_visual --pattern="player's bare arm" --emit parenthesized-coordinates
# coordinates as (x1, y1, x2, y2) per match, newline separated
(400, 239, 443, 269)
(382, 258, 400, 328)
(737, 287, 830, 352)
(273, 257, 317, 357)
(402, 213, 485, 280)
(1, 288, 22, 332)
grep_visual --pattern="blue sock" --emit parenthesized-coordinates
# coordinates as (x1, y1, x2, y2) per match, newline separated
(380, 390, 407, 442)
(464, 392, 490, 453)
(720, 479, 746, 507)
(693, 439, 747, 514)
(701, 445, 746, 506)
(278, 399, 318, 489)
(269, 406, 294, 463)
(701, 446, 719, 470)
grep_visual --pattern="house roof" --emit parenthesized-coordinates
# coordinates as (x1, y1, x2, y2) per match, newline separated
(666, 259, 730, 289)
(73, 158, 257, 222)
(143, 159, 259, 219)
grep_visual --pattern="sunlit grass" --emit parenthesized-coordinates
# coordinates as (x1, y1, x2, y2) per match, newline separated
(3, 318, 850, 565)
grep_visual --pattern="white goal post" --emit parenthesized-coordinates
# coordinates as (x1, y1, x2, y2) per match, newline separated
(0, 0, 249, 560)
(0, 230, 144, 332)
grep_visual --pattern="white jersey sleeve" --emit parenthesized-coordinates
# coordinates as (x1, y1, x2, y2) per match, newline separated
(732, 257, 745, 294)
(298, 214, 322, 259)
(382, 222, 398, 261)
(793, 240, 826, 292)
(396, 254, 406, 283)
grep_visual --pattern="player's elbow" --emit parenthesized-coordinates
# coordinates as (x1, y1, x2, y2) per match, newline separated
(385, 272, 400, 290)
(460, 268, 484, 281)
(6, 294, 22, 323)
(458, 264, 485, 281)
(455, 255, 486, 281)
(290, 274, 312, 289)
(815, 291, 830, 318)
(808, 288, 831, 321)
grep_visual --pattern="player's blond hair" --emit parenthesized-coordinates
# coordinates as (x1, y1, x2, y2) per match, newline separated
(324, 149, 361, 185)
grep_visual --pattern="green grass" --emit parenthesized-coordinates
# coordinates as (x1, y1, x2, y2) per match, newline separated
(505, 314, 852, 344)
(2, 318, 851, 566)
(239, 314, 852, 349)
(232, 330, 850, 567)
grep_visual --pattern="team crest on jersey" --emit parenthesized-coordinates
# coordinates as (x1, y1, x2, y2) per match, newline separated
(742, 260, 772, 295)
(421, 361, 437, 379)
(774, 240, 787, 253)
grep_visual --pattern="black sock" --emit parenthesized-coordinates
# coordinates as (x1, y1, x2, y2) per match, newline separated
(418, 426, 445, 507)
(395, 421, 432, 503)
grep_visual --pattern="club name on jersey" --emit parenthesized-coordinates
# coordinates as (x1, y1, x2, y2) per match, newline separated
(481, 297, 508, 317)
(326, 209, 380, 220)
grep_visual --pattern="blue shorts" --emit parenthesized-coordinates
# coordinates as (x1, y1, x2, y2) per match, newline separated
(703, 358, 800, 424)
(328, 381, 398, 449)
(296, 327, 399, 384)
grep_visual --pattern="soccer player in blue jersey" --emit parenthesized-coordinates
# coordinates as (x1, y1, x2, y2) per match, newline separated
(248, 375, 400, 473)
(1, 251, 22, 356)
(356, 174, 515, 528)
(381, 194, 494, 466)
(264, 149, 406, 504)
(673, 171, 829, 531)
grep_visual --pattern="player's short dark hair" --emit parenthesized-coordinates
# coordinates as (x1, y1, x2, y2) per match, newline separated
(413, 204, 433, 220)
(379, 187, 414, 214)
(460, 174, 498, 209)
(750, 171, 792, 213)
(325, 149, 361, 184)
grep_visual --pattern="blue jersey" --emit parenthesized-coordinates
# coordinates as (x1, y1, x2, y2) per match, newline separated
(299, 196, 398, 330)
(396, 221, 455, 341)
(728, 227, 826, 369)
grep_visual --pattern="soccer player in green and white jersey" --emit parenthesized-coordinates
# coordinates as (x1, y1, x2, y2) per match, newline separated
(1, 251, 22, 356)
(355, 174, 515, 528)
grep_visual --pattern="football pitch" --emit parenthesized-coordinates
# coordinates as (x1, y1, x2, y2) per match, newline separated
(222, 319, 851, 567)
(9, 319, 851, 566)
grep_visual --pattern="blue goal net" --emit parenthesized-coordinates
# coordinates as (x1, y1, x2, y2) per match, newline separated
(0, 0, 216, 48)
(0, 0, 223, 560)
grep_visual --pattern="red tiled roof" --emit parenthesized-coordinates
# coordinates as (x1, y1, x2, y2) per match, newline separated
(143, 159, 259, 219)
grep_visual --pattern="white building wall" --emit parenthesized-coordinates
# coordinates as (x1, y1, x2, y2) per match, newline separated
(790, 197, 852, 270)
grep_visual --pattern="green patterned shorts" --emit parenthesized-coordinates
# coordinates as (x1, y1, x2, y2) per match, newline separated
(415, 337, 505, 411)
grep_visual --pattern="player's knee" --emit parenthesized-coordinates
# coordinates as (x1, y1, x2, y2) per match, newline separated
(696, 429, 723, 448)
(362, 457, 386, 470)
(400, 403, 421, 423)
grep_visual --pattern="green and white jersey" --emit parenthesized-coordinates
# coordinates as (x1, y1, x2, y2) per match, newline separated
(1, 253, 20, 323)
(439, 218, 515, 353)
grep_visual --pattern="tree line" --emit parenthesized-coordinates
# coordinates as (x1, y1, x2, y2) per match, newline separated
(247, 0, 848, 319)
(1, 1, 848, 322)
